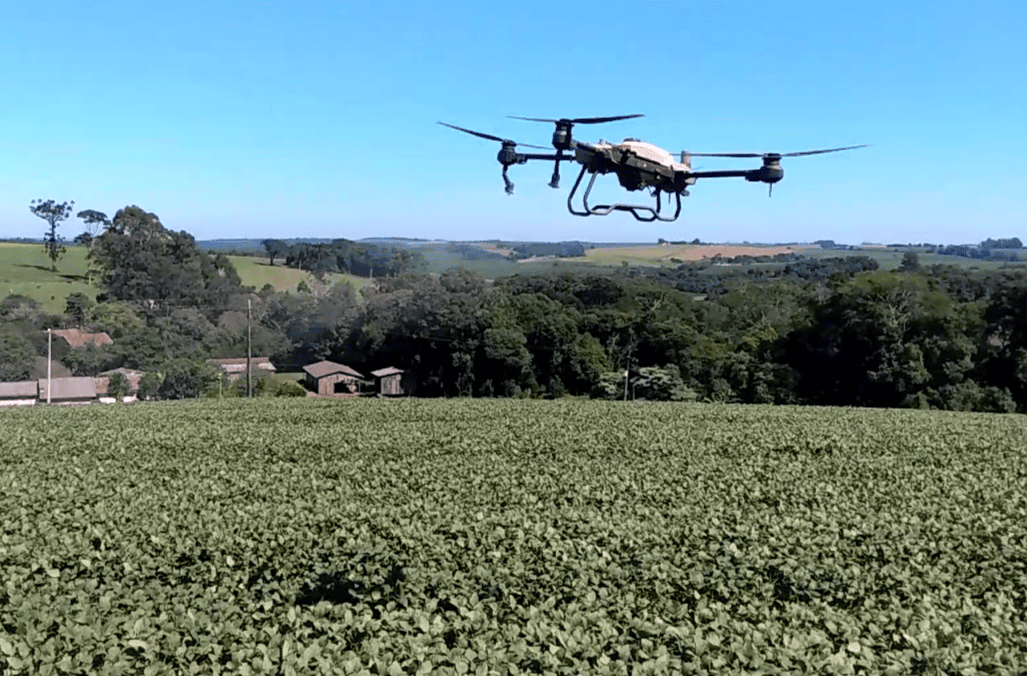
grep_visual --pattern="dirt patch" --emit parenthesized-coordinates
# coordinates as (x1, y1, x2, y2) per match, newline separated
(584, 244, 796, 265)
(675, 245, 795, 260)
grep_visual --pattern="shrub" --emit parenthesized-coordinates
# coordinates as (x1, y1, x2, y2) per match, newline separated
(274, 380, 308, 397)
(107, 371, 129, 399)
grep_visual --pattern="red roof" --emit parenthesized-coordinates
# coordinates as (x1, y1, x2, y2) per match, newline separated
(52, 328, 113, 348)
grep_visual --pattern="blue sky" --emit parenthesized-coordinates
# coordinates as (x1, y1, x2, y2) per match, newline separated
(1, 1, 1024, 244)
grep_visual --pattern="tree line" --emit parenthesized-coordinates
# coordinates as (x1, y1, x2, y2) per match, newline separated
(4, 201, 1027, 411)
(262, 238, 422, 278)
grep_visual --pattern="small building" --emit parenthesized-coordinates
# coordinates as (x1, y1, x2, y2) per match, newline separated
(38, 377, 97, 405)
(208, 357, 276, 382)
(303, 360, 365, 396)
(370, 367, 405, 397)
(51, 328, 114, 349)
(95, 368, 145, 399)
(0, 381, 39, 407)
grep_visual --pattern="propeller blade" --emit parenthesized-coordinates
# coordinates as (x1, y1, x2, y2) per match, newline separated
(437, 122, 548, 149)
(689, 152, 763, 158)
(780, 144, 871, 157)
(508, 114, 644, 124)
(690, 144, 870, 158)
(569, 114, 644, 124)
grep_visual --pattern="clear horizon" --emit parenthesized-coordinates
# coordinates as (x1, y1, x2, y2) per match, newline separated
(1, 1, 1024, 245)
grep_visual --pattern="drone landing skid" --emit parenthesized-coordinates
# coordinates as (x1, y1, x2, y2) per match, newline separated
(566, 166, 683, 222)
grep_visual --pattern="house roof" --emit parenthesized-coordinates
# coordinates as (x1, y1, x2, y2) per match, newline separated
(0, 381, 39, 399)
(303, 360, 364, 380)
(207, 357, 276, 373)
(51, 328, 114, 348)
(370, 367, 404, 378)
(38, 377, 97, 401)
(95, 368, 145, 395)
(101, 367, 145, 378)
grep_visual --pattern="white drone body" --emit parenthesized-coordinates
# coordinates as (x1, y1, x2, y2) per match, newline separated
(438, 115, 867, 222)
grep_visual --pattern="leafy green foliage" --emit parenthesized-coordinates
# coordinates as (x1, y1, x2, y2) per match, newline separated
(136, 371, 162, 400)
(63, 291, 93, 327)
(1, 400, 1025, 674)
(86, 206, 248, 313)
(0, 326, 36, 381)
(155, 358, 221, 400)
(106, 371, 129, 399)
(273, 379, 309, 397)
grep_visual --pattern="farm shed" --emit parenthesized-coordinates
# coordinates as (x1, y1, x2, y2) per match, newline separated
(95, 368, 145, 398)
(51, 328, 114, 349)
(0, 381, 39, 407)
(303, 360, 365, 396)
(37, 377, 97, 405)
(370, 367, 406, 396)
(208, 357, 276, 382)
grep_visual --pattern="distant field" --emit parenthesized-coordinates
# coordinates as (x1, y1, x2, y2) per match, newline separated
(799, 247, 1027, 272)
(573, 244, 798, 267)
(0, 243, 94, 313)
(415, 245, 597, 278)
(226, 255, 375, 295)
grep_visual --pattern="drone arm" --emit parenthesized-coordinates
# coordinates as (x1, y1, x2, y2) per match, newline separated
(518, 153, 572, 161)
(687, 169, 752, 179)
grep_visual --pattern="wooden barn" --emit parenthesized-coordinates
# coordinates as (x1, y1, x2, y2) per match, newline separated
(303, 360, 365, 396)
(370, 367, 405, 397)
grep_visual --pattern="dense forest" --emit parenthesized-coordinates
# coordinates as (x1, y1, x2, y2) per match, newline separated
(3, 204, 1027, 411)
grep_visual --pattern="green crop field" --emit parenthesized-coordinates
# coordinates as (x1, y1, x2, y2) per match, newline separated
(2, 400, 1024, 674)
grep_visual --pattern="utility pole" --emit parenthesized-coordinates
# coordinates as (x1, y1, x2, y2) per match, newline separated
(623, 346, 631, 402)
(247, 298, 252, 398)
(47, 328, 52, 404)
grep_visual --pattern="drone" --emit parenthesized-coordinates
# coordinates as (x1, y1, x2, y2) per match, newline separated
(439, 114, 868, 222)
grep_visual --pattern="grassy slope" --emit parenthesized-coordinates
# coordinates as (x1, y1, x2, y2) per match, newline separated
(0, 244, 375, 311)
(0, 243, 94, 314)
(225, 255, 375, 295)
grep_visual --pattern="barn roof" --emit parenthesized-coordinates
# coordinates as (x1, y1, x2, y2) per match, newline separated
(303, 360, 364, 379)
(370, 367, 404, 378)
(38, 377, 97, 401)
(96, 368, 146, 395)
(51, 328, 114, 348)
(0, 381, 39, 398)
(207, 357, 276, 373)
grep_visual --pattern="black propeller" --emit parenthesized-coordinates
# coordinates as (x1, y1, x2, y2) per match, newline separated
(507, 114, 644, 125)
(438, 122, 551, 196)
(690, 145, 869, 198)
(689, 145, 870, 159)
(437, 122, 548, 149)
(506, 115, 644, 188)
